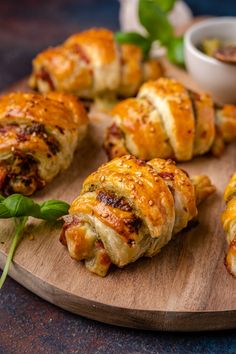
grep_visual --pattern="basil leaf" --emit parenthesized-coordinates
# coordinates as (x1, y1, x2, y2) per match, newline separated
(166, 36, 185, 66)
(3, 194, 41, 218)
(0, 194, 69, 220)
(39, 200, 69, 221)
(0, 203, 11, 218)
(0, 216, 28, 288)
(139, 0, 173, 44)
(151, 0, 175, 13)
(0, 195, 5, 202)
(115, 32, 152, 58)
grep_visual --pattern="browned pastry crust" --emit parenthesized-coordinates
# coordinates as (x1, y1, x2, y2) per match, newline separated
(61, 155, 215, 276)
(222, 173, 236, 277)
(0, 92, 88, 195)
(29, 28, 163, 99)
(104, 78, 236, 162)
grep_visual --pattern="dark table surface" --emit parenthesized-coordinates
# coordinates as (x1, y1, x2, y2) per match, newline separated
(0, 1, 236, 353)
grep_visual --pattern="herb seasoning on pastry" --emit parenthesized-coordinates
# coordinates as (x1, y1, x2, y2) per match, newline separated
(222, 173, 236, 277)
(104, 78, 236, 161)
(60, 155, 215, 276)
(29, 28, 163, 100)
(0, 92, 88, 195)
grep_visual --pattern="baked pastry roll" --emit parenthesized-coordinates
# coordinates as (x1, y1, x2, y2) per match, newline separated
(29, 28, 163, 99)
(222, 173, 236, 277)
(60, 155, 215, 276)
(0, 92, 88, 195)
(104, 78, 236, 161)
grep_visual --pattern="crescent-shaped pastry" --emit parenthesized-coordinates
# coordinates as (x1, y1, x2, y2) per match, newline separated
(104, 78, 236, 161)
(60, 155, 215, 276)
(29, 28, 163, 99)
(222, 173, 236, 277)
(0, 92, 88, 195)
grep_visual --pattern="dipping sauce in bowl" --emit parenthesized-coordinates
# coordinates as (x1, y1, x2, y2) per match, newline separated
(184, 17, 236, 104)
(200, 38, 236, 63)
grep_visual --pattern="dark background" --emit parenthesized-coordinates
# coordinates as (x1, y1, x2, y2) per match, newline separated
(0, 1, 236, 353)
(1, 0, 236, 91)
(186, 0, 236, 16)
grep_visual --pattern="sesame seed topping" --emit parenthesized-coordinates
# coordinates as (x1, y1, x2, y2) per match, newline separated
(138, 181, 143, 186)
(100, 176, 105, 182)
(161, 197, 166, 204)
(11, 146, 15, 152)
(150, 126, 155, 133)
(149, 200, 154, 206)
(166, 159, 175, 165)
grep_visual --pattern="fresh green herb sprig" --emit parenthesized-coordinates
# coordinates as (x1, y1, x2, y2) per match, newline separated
(115, 0, 184, 66)
(0, 194, 69, 288)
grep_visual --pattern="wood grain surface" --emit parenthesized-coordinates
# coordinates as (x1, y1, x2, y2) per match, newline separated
(0, 61, 236, 331)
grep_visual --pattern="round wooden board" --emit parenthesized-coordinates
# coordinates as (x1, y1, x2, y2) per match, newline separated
(0, 61, 236, 331)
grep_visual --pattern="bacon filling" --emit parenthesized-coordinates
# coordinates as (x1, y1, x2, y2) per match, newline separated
(0, 151, 44, 196)
(36, 67, 55, 90)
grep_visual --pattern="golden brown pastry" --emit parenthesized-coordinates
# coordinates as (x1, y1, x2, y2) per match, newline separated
(104, 78, 236, 161)
(60, 155, 215, 276)
(0, 92, 88, 195)
(29, 28, 163, 99)
(222, 173, 236, 277)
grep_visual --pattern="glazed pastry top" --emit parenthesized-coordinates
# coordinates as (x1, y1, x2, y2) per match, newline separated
(222, 173, 236, 277)
(29, 28, 163, 99)
(0, 92, 87, 129)
(0, 92, 88, 195)
(105, 78, 236, 161)
(61, 155, 215, 276)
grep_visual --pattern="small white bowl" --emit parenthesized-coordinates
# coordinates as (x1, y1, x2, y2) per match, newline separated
(184, 17, 236, 104)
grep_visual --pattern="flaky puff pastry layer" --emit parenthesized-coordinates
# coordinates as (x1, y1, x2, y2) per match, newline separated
(29, 28, 163, 99)
(222, 173, 236, 277)
(105, 78, 236, 162)
(61, 155, 215, 276)
(0, 92, 88, 195)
